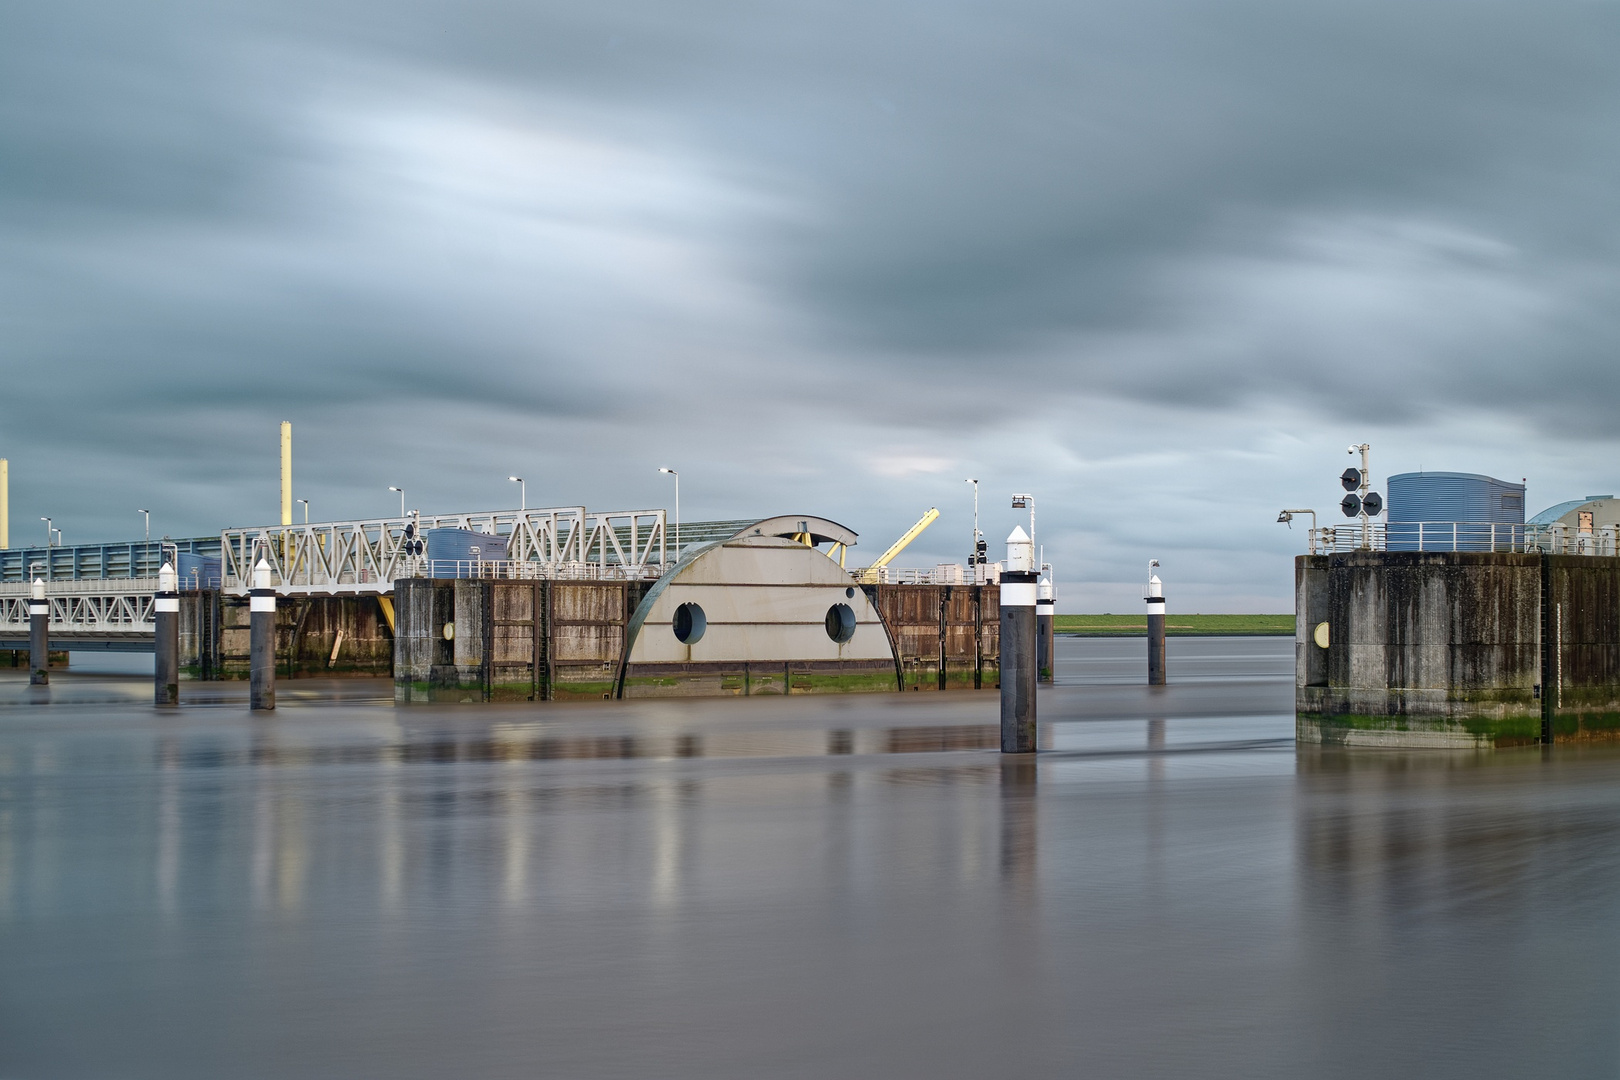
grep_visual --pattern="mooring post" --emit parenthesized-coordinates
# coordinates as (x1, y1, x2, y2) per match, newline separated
(250, 557, 276, 711)
(28, 578, 48, 686)
(1147, 562, 1165, 686)
(154, 560, 180, 706)
(1036, 574, 1055, 683)
(1000, 526, 1038, 753)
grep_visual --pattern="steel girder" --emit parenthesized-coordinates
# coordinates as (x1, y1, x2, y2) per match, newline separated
(219, 506, 668, 596)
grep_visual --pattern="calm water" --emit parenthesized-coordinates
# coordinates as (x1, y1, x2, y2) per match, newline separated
(3, 636, 1619, 1078)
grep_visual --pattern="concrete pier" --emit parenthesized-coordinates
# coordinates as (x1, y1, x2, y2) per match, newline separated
(154, 561, 179, 706)
(1296, 550, 1620, 747)
(1000, 527, 1037, 753)
(249, 559, 275, 711)
(1036, 576, 1054, 683)
(1146, 568, 1165, 686)
(28, 579, 47, 686)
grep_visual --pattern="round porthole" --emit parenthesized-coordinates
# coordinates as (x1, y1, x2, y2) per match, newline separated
(825, 603, 857, 644)
(845, 587, 855, 599)
(673, 602, 707, 645)
(1313, 621, 1330, 649)
(442, 622, 455, 641)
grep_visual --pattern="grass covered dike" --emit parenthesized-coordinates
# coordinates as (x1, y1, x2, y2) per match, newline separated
(1055, 614, 1295, 637)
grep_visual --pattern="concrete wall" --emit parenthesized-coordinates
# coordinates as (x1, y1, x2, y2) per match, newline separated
(0, 649, 68, 669)
(866, 582, 1000, 691)
(1296, 551, 1620, 746)
(394, 574, 1002, 702)
(213, 592, 394, 680)
(395, 579, 649, 702)
(620, 536, 898, 697)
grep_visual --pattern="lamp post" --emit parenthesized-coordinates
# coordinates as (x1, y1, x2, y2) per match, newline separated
(41, 516, 51, 547)
(1011, 493, 1035, 552)
(1277, 509, 1319, 553)
(139, 509, 150, 542)
(388, 486, 405, 518)
(296, 499, 309, 525)
(508, 476, 525, 511)
(659, 468, 679, 559)
(965, 478, 981, 569)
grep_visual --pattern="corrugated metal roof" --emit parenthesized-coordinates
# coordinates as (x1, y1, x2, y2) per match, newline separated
(1530, 499, 1602, 526)
(1387, 472, 1525, 525)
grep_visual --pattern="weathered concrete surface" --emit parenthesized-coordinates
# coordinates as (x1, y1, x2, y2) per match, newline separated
(0, 649, 68, 669)
(395, 579, 649, 702)
(1296, 551, 1620, 746)
(620, 536, 895, 698)
(216, 593, 394, 680)
(395, 573, 1001, 703)
(866, 583, 1000, 691)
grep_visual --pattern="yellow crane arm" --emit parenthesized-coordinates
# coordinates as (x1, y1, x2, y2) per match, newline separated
(869, 508, 939, 570)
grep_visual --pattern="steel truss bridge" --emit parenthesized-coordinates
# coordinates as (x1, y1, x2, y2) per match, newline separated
(220, 506, 671, 596)
(0, 578, 159, 651)
(0, 509, 848, 651)
(1, 507, 676, 651)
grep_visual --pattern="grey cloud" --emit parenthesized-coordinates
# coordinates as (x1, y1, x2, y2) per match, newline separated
(3, 0, 1618, 607)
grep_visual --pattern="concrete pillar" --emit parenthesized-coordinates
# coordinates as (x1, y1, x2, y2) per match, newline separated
(1147, 569, 1166, 686)
(250, 558, 276, 711)
(1000, 527, 1038, 754)
(28, 578, 48, 686)
(1036, 576, 1055, 683)
(154, 560, 179, 706)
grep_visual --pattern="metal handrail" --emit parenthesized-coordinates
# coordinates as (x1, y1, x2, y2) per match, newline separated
(0, 576, 162, 596)
(1304, 522, 1620, 555)
(397, 558, 666, 582)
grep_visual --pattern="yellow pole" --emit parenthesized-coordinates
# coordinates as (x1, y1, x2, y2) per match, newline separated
(0, 457, 8, 549)
(279, 422, 292, 527)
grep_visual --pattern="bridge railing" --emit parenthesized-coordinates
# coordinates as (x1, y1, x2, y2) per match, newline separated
(395, 558, 665, 582)
(1307, 522, 1620, 555)
(0, 577, 160, 634)
(219, 506, 668, 595)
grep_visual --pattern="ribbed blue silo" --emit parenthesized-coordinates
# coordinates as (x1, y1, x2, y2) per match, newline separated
(1387, 472, 1525, 550)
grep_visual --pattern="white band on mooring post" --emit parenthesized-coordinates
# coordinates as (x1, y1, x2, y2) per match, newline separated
(251, 594, 276, 612)
(155, 597, 180, 613)
(29, 602, 47, 616)
(1146, 598, 1166, 613)
(1002, 581, 1038, 607)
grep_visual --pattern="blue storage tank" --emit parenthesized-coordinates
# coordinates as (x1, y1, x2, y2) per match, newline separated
(1387, 472, 1525, 550)
(425, 528, 509, 576)
(176, 553, 221, 589)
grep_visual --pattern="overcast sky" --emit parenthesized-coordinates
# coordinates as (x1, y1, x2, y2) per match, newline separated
(3, 0, 1618, 610)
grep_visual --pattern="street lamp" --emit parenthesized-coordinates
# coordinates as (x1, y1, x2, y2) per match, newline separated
(1277, 509, 1320, 554)
(508, 476, 525, 511)
(40, 516, 51, 547)
(1011, 493, 1035, 551)
(965, 479, 981, 566)
(139, 509, 150, 542)
(296, 499, 309, 524)
(659, 468, 679, 559)
(388, 486, 405, 517)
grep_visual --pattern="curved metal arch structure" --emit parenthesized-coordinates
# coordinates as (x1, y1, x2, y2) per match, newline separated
(731, 515, 859, 567)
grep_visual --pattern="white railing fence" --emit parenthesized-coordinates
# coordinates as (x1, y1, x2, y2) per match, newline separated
(1306, 522, 1620, 556)
(396, 559, 665, 583)
(0, 578, 161, 634)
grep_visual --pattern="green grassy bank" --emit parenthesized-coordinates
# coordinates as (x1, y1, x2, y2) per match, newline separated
(1054, 614, 1295, 637)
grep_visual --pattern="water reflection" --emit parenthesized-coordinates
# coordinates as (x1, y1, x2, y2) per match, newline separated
(140, 723, 1007, 771)
(16, 637, 1620, 1077)
(999, 756, 1037, 886)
